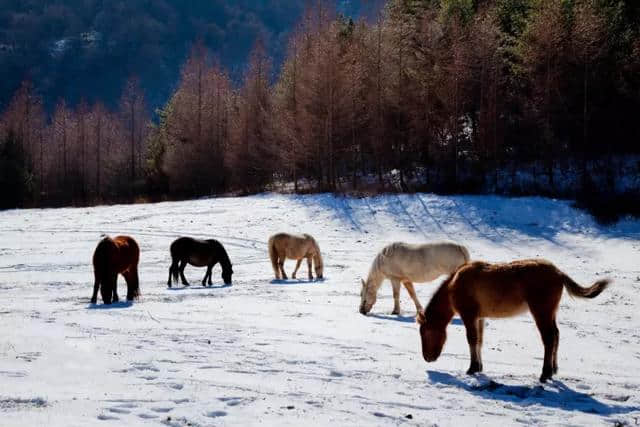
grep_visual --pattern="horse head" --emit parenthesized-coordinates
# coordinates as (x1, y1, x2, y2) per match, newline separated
(100, 279, 113, 305)
(311, 241, 323, 279)
(418, 311, 447, 362)
(222, 265, 233, 285)
(359, 278, 376, 315)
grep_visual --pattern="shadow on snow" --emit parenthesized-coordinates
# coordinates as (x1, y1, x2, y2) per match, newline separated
(427, 371, 640, 416)
(167, 284, 232, 291)
(270, 278, 324, 285)
(87, 301, 133, 310)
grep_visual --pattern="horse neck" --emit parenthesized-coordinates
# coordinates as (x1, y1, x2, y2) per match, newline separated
(365, 257, 386, 296)
(425, 280, 455, 330)
(218, 248, 232, 272)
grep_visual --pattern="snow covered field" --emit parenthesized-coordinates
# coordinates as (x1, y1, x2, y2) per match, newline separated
(1, 193, 639, 426)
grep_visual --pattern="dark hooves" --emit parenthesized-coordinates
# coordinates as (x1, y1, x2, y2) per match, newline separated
(466, 363, 482, 375)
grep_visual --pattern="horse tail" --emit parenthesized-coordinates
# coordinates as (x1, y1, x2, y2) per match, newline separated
(268, 235, 279, 276)
(458, 244, 470, 264)
(561, 271, 610, 299)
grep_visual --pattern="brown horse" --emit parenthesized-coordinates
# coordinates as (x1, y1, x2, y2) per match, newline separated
(417, 259, 610, 382)
(268, 233, 323, 280)
(91, 235, 140, 305)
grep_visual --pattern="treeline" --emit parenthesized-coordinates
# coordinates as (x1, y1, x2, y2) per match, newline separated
(0, 78, 148, 207)
(1, 0, 639, 211)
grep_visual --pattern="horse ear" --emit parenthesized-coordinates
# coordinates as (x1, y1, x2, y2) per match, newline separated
(416, 311, 426, 325)
(361, 278, 366, 287)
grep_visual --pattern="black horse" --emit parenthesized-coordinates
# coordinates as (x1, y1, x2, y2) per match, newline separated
(168, 237, 233, 287)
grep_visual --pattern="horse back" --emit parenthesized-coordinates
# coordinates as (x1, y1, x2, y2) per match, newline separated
(270, 232, 314, 259)
(450, 260, 563, 318)
(380, 242, 467, 282)
(94, 235, 139, 274)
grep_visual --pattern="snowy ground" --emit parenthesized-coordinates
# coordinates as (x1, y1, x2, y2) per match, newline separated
(1, 193, 639, 426)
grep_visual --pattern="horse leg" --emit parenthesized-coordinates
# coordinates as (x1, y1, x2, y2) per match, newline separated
(112, 274, 120, 303)
(292, 259, 302, 279)
(123, 267, 139, 301)
(202, 265, 212, 287)
(402, 281, 423, 314)
(552, 319, 559, 374)
(208, 265, 213, 286)
(477, 318, 485, 372)
(531, 309, 558, 382)
(272, 254, 281, 280)
(462, 314, 482, 375)
(390, 279, 401, 315)
(307, 256, 313, 280)
(91, 271, 100, 304)
(279, 258, 288, 280)
(179, 260, 190, 286)
(168, 260, 177, 288)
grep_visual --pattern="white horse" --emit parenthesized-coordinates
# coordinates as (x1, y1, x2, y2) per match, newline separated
(359, 241, 470, 315)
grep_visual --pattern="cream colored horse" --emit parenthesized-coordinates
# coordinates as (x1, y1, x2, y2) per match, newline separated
(359, 241, 470, 315)
(268, 233, 324, 280)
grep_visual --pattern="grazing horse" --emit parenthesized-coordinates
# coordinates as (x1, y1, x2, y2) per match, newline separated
(417, 259, 610, 382)
(359, 242, 470, 315)
(91, 235, 140, 305)
(168, 237, 233, 287)
(268, 233, 323, 280)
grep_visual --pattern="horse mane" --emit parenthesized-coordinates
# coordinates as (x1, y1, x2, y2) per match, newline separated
(424, 272, 456, 328)
(457, 245, 470, 263)
(216, 241, 233, 272)
(364, 248, 389, 292)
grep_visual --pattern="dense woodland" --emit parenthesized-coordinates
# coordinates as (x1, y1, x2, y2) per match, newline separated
(1, 0, 639, 219)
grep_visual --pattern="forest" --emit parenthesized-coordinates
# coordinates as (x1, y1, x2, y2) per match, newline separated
(1, 0, 639, 220)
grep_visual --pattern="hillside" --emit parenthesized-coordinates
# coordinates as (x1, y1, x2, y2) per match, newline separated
(0, 193, 639, 425)
(0, 0, 364, 110)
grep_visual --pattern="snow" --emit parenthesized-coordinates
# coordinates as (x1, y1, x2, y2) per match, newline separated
(0, 193, 639, 426)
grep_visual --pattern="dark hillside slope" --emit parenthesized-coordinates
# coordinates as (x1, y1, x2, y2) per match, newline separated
(0, 0, 363, 110)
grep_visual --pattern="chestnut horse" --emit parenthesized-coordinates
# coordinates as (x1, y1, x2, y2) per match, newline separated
(268, 233, 323, 280)
(91, 235, 140, 305)
(417, 259, 610, 382)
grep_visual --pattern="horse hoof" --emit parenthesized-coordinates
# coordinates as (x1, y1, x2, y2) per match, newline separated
(391, 310, 400, 315)
(539, 372, 552, 383)
(90, 298, 97, 304)
(466, 362, 482, 375)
